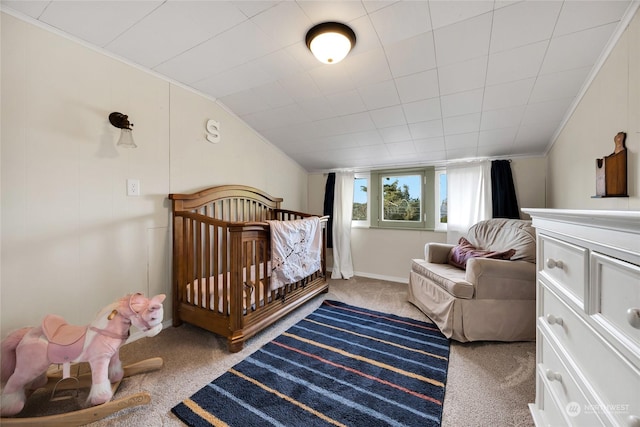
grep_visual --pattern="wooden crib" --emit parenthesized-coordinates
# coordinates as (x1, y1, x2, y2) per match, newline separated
(169, 185, 328, 352)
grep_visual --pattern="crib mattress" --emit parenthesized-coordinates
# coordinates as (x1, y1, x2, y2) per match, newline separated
(185, 262, 271, 313)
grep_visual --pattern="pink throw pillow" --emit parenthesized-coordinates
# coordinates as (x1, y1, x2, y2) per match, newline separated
(448, 237, 516, 270)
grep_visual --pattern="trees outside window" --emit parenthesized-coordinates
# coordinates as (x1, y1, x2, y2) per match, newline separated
(381, 175, 421, 221)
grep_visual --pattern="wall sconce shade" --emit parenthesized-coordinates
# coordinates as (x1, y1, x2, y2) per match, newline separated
(109, 112, 137, 148)
(305, 22, 356, 65)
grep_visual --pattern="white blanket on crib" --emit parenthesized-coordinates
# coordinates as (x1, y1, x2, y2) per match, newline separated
(267, 217, 322, 291)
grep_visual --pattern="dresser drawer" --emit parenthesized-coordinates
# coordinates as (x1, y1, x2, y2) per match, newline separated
(539, 234, 588, 308)
(541, 284, 640, 425)
(539, 333, 602, 426)
(590, 252, 640, 358)
(536, 379, 568, 427)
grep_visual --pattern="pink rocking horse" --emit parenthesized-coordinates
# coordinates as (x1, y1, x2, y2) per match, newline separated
(0, 292, 165, 420)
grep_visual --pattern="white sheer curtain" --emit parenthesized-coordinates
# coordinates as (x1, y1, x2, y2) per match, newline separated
(446, 161, 492, 244)
(331, 172, 354, 279)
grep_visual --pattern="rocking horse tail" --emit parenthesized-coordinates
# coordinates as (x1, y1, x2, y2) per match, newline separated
(1, 327, 31, 383)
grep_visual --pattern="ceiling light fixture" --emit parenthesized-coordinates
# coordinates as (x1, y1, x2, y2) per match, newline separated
(109, 112, 137, 148)
(305, 22, 356, 65)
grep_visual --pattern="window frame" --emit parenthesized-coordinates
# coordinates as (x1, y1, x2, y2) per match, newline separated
(352, 172, 370, 228)
(368, 167, 436, 230)
(434, 168, 447, 231)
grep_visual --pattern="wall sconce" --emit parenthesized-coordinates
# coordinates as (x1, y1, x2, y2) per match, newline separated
(305, 22, 356, 65)
(109, 112, 137, 148)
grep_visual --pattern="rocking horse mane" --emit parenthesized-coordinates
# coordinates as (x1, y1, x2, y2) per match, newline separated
(92, 301, 122, 331)
(92, 293, 149, 328)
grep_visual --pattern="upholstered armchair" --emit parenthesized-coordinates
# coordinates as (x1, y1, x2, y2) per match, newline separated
(408, 218, 536, 342)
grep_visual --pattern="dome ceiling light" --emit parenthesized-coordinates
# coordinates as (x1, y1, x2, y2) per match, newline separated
(305, 22, 356, 65)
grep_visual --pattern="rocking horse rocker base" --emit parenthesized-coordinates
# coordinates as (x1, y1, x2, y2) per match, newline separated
(0, 357, 163, 426)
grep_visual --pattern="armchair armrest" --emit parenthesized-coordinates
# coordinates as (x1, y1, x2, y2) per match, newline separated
(466, 258, 536, 300)
(424, 243, 455, 264)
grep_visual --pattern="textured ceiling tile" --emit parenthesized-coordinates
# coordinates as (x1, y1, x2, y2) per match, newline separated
(438, 56, 488, 96)
(529, 67, 591, 103)
(345, 49, 393, 88)
(480, 106, 526, 131)
(433, 12, 492, 67)
(486, 41, 547, 86)
(358, 79, 400, 110)
(2, 1, 49, 18)
(106, 1, 246, 68)
(369, 105, 407, 128)
(298, 0, 368, 24)
(446, 138, 479, 155)
(341, 112, 377, 133)
(490, 1, 562, 53)
(403, 98, 442, 124)
(478, 127, 518, 147)
(250, 1, 311, 46)
(39, 1, 163, 47)
(379, 124, 412, 143)
(385, 32, 437, 78)
(409, 119, 445, 139)
(154, 20, 279, 83)
(443, 113, 482, 135)
(540, 23, 619, 75)
(369, 1, 432, 45)
(483, 78, 535, 111)
(429, 0, 494, 29)
(395, 69, 439, 103)
(554, 0, 631, 36)
(441, 89, 484, 118)
(326, 90, 367, 116)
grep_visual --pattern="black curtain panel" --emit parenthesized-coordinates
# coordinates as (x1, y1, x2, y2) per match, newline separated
(491, 160, 520, 219)
(323, 172, 336, 248)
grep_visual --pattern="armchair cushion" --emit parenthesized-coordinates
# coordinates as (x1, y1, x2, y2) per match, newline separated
(466, 257, 536, 300)
(467, 218, 536, 263)
(411, 259, 474, 299)
(448, 237, 516, 269)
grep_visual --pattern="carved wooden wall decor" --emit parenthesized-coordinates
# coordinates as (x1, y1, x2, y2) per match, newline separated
(595, 131, 628, 197)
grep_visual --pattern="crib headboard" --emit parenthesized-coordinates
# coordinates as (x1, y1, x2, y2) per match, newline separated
(169, 185, 283, 222)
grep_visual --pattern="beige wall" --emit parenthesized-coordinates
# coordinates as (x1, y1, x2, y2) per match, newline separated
(308, 156, 546, 282)
(547, 9, 640, 209)
(0, 13, 308, 336)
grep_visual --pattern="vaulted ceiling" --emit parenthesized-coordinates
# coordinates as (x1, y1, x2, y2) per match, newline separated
(2, 1, 637, 172)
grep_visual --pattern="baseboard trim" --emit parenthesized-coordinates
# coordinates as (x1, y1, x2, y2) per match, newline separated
(327, 268, 408, 284)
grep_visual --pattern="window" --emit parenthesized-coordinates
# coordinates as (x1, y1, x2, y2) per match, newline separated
(381, 173, 421, 222)
(350, 167, 445, 230)
(368, 168, 435, 229)
(352, 173, 369, 227)
(435, 169, 447, 231)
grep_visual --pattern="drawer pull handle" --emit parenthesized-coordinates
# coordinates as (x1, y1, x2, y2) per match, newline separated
(546, 314, 563, 326)
(627, 415, 640, 427)
(546, 258, 564, 269)
(627, 308, 640, 329)
(545, 369, 562, 382)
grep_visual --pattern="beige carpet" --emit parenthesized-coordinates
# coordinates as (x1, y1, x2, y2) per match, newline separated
(9, 277, 535, 426)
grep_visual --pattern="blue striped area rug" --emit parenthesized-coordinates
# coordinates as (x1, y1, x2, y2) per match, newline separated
(171, 300, 450, 427)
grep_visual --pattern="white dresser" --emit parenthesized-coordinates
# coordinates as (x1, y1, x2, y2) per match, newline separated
(522, 209, 640, 427)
